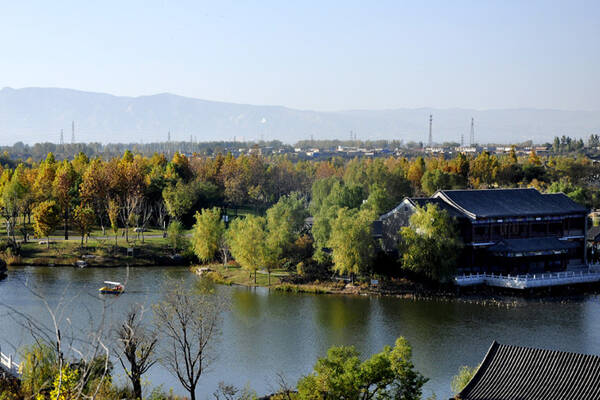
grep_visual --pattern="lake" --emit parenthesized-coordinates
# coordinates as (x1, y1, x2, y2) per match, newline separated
(1, 266, 600, 399)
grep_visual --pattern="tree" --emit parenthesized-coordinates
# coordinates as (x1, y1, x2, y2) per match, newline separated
(191, 207, 226, 264)
(399, 204, 463, 282)
(167, 220, 187, 254)
(53, 160, 78, 240)
(265, 193, 308, 282)
(115, 306, 158, 400)
(227, 215, 268, 284)
(469, 151, 498, 188)
(361, 183, 393, 215)
(451, 365, 478, 395)
(407, 157, 426, 191)
(32, 200, 60, 249)
(153, 281, 224, 400)
(73, 204, 95, 248)
(1, 172, 26, 242)
(296, 337, 427, 400)
(108, 199, 120, 247)
(79, 159, 108, 233)
(49, 366, 80, 400)
(420, 169, 457, 196)
(328, 208, 376, 277)
(19, 343, 57, 397)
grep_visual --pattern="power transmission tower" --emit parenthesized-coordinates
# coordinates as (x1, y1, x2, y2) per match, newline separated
(470, 118, 475, 146)
(460, 131, 464, 147)
(428, 115, 433, 147)
(60, 129, 64, 145)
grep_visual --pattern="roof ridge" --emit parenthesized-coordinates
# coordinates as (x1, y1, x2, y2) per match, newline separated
(495, 342, 600, 360)
(439, 188, 537, 193)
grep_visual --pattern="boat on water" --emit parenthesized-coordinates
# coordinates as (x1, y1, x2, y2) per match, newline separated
(75, 260, 88, 268)
(99, 281, 124, 295)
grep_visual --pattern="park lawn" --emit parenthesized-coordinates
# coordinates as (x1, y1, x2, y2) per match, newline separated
(197, 263, 290, 287)
(15, 233, 183, 267)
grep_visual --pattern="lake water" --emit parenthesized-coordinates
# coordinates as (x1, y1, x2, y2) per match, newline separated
(1, 266, 600, 399)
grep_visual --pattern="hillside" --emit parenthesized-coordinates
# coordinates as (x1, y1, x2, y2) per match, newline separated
(0, 87, 598, 145)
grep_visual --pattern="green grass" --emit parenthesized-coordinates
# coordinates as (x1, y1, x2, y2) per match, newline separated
(10, 228, 185, 267)
(194, 263, 290, 287)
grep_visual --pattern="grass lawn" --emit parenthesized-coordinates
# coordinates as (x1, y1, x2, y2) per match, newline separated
(7, 227, 187, 267)
(196, 263, 290, 287)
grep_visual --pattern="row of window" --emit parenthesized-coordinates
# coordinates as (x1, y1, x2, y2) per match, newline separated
(472, 220, 584, 240)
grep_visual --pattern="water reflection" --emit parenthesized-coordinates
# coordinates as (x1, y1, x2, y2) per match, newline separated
(0, 267, 598, 399)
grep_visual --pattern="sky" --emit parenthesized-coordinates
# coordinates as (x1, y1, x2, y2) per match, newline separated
(1, 0, 599, 111)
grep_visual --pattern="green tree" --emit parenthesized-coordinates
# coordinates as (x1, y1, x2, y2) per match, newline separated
(191, 207, 226, 263)
(1, 172, 26, 242)
(265, 193, 308, 281)
(328, 208, 376, 277)
(361, 183, 393, 215)
(32, 200, 59, 249)
(73, 204, 95, 248)
(399, 204, 463, 282)
(108, 199, 120, 247)
(227, 215, 268, 284)
(19, 343, 57, 398)
(296, 337, 427, 400)
(167, 220, 187, 254)
(420, 169, 456, 196)
(162, 181, 196, 221)
(451, 365, 478, 395)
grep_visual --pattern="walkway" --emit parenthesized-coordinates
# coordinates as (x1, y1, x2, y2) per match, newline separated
(0, 351, 20, 378)
(454, 269, 600, 289)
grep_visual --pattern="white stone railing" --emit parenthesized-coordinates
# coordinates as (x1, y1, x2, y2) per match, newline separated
(454, 270, 600, 289)
(0, 351, 20, 377)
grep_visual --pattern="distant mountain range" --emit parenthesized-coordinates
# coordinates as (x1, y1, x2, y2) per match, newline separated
(0, 87, 598, 145)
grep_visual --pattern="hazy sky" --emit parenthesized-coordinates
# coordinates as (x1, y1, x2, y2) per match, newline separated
(1, 0, 599, 111)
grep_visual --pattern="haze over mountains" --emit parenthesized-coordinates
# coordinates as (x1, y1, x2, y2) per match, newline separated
(0, 87, 598, 146)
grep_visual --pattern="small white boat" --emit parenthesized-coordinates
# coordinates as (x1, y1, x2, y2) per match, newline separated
(75, 260, 88, 268)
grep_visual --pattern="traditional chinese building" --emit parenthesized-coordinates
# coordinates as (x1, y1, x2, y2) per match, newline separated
(378, 188, 588, 276)
(454, 341, 600, 400)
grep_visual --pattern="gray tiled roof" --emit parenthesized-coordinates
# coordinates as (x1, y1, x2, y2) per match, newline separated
(457, 342, 600, 400)
(408, 197, 467, 218)
(434, 188, 586, 219)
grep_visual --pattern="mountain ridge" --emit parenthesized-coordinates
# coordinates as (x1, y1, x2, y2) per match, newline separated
(1, 87, 598, 145)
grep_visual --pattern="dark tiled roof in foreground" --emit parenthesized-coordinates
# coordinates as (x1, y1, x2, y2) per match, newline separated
(434, 188, 587, 219)
(457, 342, 600, 400)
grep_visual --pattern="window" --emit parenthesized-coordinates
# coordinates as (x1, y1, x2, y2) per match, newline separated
(531, 223, 546, 236)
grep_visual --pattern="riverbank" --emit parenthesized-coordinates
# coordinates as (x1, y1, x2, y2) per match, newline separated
(194, 263, 463, 297)
(194, 263, 600, 305)
(2, 236, 192, 268)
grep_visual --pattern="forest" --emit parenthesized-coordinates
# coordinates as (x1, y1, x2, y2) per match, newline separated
(0, 139, 598, 282)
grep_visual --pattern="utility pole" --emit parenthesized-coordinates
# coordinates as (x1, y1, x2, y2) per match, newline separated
(470, 118, 475, 146)
(428, 115, 433, 147)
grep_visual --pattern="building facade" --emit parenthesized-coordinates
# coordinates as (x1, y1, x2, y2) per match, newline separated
(378, 188, 588, 275)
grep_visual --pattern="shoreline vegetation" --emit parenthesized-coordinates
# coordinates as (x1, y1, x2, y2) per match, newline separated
(192, 263, 600, 305)
(2, 144, 600, 304)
